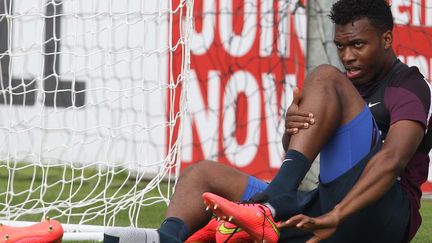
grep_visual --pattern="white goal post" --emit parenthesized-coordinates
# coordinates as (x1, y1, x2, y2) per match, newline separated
(0, 0, 194, 240)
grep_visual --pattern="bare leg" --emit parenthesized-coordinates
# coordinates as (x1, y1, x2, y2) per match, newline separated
(289, 64, 365, 160)
(166, 161, 250, 233)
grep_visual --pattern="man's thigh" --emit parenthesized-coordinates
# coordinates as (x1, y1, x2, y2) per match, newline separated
(326, 181, 409, 243)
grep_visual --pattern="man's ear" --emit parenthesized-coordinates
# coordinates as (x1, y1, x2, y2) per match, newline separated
(382, 30, 393, 50)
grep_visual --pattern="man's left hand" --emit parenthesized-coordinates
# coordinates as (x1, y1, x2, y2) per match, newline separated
(278, 212, 340, 243)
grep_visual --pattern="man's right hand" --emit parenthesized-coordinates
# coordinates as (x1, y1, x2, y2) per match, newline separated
(282, 87, 315, 150)
(286, 87, 315, 134)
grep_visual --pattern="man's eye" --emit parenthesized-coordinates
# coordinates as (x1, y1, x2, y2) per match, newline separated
(354, 42, 363, 48)
(335, 43, 343, 49)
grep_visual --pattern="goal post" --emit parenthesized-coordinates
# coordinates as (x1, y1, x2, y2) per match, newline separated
(0, 0, 194, 240)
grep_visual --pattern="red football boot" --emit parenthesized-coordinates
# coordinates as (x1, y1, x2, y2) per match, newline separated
(203, 192, 279, 243)
(0, 219, 63, 243)
(215, 220, 253, 243)
(185, 218, 218, 243)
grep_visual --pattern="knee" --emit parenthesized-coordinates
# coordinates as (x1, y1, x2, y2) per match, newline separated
(179, 160, 215, 180)
(307, 64, 347, 86)
(313, 64, 342, 76)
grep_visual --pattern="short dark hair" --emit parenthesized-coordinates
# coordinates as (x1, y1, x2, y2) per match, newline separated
(329, 0, 393, 32)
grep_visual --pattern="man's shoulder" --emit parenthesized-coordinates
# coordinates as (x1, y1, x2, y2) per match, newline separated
(387, 64, 430, 98)
(389, 64, 426, 86)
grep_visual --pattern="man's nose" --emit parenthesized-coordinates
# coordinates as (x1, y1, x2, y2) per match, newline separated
(341, 47, 356, 64)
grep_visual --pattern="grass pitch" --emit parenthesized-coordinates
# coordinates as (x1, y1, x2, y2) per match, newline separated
(0, 163, 430, 242)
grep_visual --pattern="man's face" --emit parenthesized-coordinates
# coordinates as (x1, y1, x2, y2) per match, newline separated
(334, 17, 389, 85)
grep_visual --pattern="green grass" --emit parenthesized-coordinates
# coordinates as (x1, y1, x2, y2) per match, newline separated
(0, 163, 431, 242)
(413, 199, 432, 242)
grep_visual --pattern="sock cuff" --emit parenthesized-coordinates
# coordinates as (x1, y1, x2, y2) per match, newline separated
(284, 149, 311, 164)
(279, 150, 312, 177)
(161, 217, 186, 225)
(160, 217, 189, 241)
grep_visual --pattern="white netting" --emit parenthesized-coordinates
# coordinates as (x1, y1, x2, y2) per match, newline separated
(0, 0, 193, 230)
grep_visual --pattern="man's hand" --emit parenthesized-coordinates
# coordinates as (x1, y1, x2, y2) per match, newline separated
(285, 87, 315, 135)
(282, 87, 315, 150)
(278, 211, 340, 243)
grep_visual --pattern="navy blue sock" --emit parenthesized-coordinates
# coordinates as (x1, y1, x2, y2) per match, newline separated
(158, 217, 189, 242)
(263, 149, 312, 197)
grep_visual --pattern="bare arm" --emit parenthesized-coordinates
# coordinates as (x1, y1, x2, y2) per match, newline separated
(280, 120, 425, 242)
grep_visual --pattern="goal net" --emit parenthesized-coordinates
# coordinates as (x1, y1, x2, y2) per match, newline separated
(0, 0, 193, 240)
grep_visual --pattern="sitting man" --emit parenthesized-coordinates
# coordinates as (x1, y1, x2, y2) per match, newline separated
(104, 0, 431, 242)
